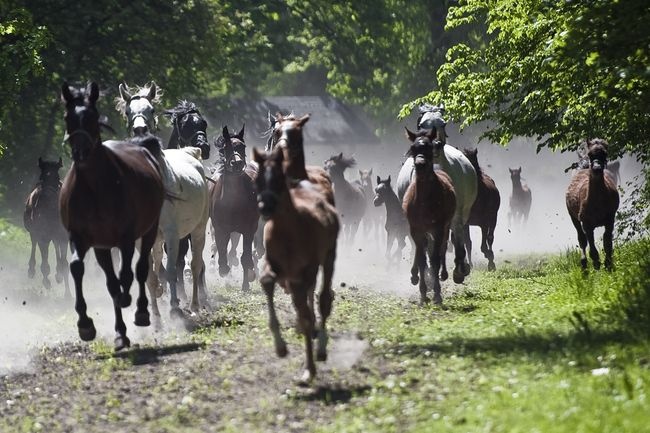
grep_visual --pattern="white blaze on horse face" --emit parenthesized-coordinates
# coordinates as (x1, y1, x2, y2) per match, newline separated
(128, 98, 155, 131)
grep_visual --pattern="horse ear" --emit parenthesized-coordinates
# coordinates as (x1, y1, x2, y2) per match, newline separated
(376, 175, 381, 185)
(87, 82, 99, 104)
(119, 82, 131, 102)
(57, 157, 63, 168)
(38, 157, 44, 169)
(405, 127, 417, 142)
(237, 124, 245, 140)
(519, 166, 522, 172)
(222, 125, 231, 141)
(146, 81, 157, 101)
(337, 152, 343, 160)
(61, 82, 73, 103)
(387, 175, 391, 184)
(369, 168, 373, 176)
(298, 113, 310, 127)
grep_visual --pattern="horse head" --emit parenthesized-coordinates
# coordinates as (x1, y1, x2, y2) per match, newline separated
(266, 112, 309, 155)
(324, 152, 356, 176)
(164, 101, 210, 159)
(509, 167, 523, 183)
(586, 138, 609, 174)
(373, 175, 392, 207)
(253, 147, 286, 218)
(61, 82, 103, 166)
(116, 81, 161, 136)
(405, 127, 439, 172)
(216, 125, 247, 174)
(38, 157, 63, 186)
(358, 168, 373, 190)
(417, 103, 447, 144)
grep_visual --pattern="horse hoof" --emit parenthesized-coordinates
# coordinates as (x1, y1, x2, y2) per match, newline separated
(154, 283, 164, 298)
(487, 262, 496, 271)
(134, 311, 151, 327)
(43, 279, 51, 290)
(463, 264, 471, 276)
(276, 342, 288, 358)
(246, 268, 257, 282)
(433, 294, 443, 305)
(453, 268, 465, 284)
(28, 269, 35, 279)
(218, 265, 230, 277)
(120, 292, 132, 308)
(593, 261, 601, 271)
(419, 296, 429, 306)
(77, 320, 97, 341)
(316, 350, 327, 362)
(114, 335, 131, 351)
(230, 257, 240, 267)
(55, 273, 63, 284)
(170, 307, 185, 320)
(440, 269, 448, 281)
(297, 369, 315, 386)
(410, 275, 419, 285)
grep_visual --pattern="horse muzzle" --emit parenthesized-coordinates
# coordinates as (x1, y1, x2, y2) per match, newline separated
(591, 159, 605, 172)
(373, 195, 383, 207)
(414, 155, 428, 170)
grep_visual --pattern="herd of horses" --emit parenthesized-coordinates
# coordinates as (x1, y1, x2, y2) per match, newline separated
(21, 82, 621, 382)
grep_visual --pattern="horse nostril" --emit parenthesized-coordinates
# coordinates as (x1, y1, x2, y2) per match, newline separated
(133, 126, 148, 136)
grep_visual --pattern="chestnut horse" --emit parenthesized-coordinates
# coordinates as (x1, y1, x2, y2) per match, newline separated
(210, 125, 259, 291)
(566, 138, 619, 271)
(508, 167, 532, 226)
(462, 148, 500, 271)
(254, 147, 339, 383)
(324, 153, 366, 244)
(59, 82, 164, 350)
(24, 157, 70, 296)
(373, 175, 409, 265)
(403, 130, 456, 305)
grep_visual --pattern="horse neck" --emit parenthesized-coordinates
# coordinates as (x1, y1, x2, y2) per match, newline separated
(587, 170, 608, 196)
(73, 144, 115, 189)
(414, 168, 443, 197)
(511, 176, 523, 192)
(383, 188, 402, 216)
(284, 146, 309, 180)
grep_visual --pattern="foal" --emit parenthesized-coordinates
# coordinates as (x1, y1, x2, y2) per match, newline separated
(462, 148, 500, 271)
(24, 157, 69, 296)
(566, 138, 619, 271)
(403, 130, 456, 305)
(59, 82, 164, 350)
(324, 153, 366, 244)
(508, 167, 532, 226)
(254, 147, 339, 383)
(373, 175, 409, 265)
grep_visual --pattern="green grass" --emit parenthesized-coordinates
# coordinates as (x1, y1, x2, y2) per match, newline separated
(316, 239, 650, 433)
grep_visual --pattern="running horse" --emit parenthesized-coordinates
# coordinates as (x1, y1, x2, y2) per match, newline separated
(373, 175, 409, 265)
(508, 167, 532, 227)
(24, 157, 70, 297)
(210, 125, 259, 292)
(324, 153, 366, 244)
(59, 82, 164, 350)
(115, 81, 161, 136)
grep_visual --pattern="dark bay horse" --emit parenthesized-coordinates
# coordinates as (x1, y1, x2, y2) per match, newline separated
(357, 168, 382, 242)
(403, 130, 456, 305)
(210, 125, 259, 291)
(566, 138, 619, 271)
(508, 167, 532, 226)
(462, 148, 500, 271)
(254, 147, 339, 383)
(24, 157, 69, 296)
(324, 153, 366, 244)
(59, 82, 164, 350)
(373, 175, 409, 265)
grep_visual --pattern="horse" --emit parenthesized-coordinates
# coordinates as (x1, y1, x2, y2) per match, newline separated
(462, 148, 500, 271)
(397, 125, 477, 284)
(59, 81, 164, 350)
(402, 130, 456, 305)
(566, 138, 620, 271)
(23, 157, 70, 296)
(162, 100, 211, 296)
(114, 81, 162, 136)
(253, 146, 339, 383)
(357, 168, 383, 242)
(508, 167, 532, 226)
(373, 175, 409, 265)
(265, 112, 335, 206)
(324, 153, 366, 244)
(210, 125, 259, 292)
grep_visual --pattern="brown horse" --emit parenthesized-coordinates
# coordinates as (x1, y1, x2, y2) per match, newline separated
(357, 168, 383, 242)
(403, 129, 456, 305)
(253, 147, 339, 383)
(324, 153, 366, 244)
(508, 167, 532, 226)
(210, 125, 259, 291)
(24, 157, 70, 296)
(462, 148, 501, 271)
(59, 82, 164, 350)
(265, 112, 335, 206)
(373, 175, 409, 265)
(566, 138, 619, 271)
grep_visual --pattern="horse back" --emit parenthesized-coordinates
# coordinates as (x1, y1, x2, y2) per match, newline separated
(306, 166, 335, 206)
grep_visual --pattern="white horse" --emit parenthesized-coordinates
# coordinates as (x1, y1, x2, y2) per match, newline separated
(117, 84, 210, 318)
(397, 114, 477, 284)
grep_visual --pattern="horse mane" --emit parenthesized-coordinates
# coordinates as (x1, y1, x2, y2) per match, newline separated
(113, 82, 164, 118)
(462, 148, 482, 175)
(329, 154, 357, 170)
(164, 100, 200, 123)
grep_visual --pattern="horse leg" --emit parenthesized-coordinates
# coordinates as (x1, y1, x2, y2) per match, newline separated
(463, 224, 473, 270)
(215, 228, 231, 277)
(292, 285, 316, 383)
(429, 227, 444, 304)
(260, 267, 287, 357)
(253, 219, 266, 262)
(164, 231, 183, 317)
(483, 225, 496, 271)
(451, 222, 469, 284)
(396, 233, 406, 268)
(410, 231, 428, 304)
(439, 228, 449, 281)
(603, 219, 615, 271)
(147, 237, 163, 318)
(385, 229, 395, 263)
(583, 223, 600, 270)
(117, 239, 135, 308)
(209, 225, 217, 270)
(240, 231, 255, 292)
(176, 236, 190, 302)
(189, 227, 207, 312)
(28, 233, 36, 278)
(56, 240, 71, 298)
(350, 220, 361, 246)
(94, 248, 130, 350)
(69, 239, 94, 341)
(38, 240, 51, 289)
(135, 226, 157, 327)
(570, 215, 588, 270)
(317, 249, 336, 362)
(228, 232, 241, 267)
